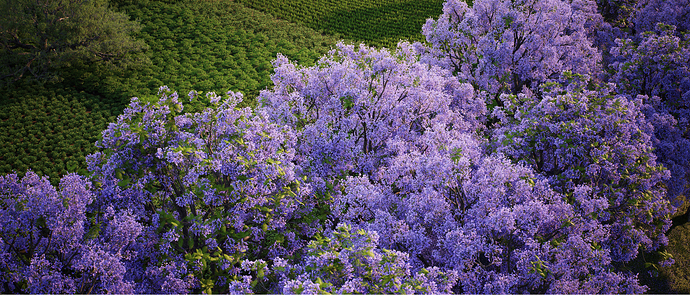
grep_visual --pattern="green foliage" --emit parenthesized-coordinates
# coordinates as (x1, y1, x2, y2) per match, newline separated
(0, 0, 148, 83)
(235, 0, 445, 49)
(0, 81, 125, 185)
(657, 223, 690, 293)
(69, 0, 339, 107)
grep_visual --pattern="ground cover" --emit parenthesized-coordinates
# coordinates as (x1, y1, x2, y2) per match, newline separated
(234, 0, 445, 49)
(71, 0, 340, 106)
(0, 84, 121, 182)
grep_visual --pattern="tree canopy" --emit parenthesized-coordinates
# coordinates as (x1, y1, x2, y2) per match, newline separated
(0, 0, 148, 83)
(1, 0, 689, 293)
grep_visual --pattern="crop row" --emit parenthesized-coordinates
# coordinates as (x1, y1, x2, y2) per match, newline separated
(65, 0, 339, 107)
(235, 0, 445, 49)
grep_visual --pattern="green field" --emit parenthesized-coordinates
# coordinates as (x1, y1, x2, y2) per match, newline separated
(0, 0, 340, 183)
(0, 85, 121, 181)
(235, 0, 445, 49)
(72, 0, 341, 105)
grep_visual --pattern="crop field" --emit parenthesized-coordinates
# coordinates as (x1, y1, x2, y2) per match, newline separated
(235, 0, 445, 48)
(0, 0, 338, 184)
(0, 85, 121, 181)
(104, 0, 339, 103)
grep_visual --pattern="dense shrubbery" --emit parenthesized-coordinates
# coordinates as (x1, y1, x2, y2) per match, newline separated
(0, 84, 125, 184)
(1, 0, 689, 293)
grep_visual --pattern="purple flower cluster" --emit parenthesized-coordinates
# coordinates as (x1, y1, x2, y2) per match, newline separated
(260, 42, 485, 191)
(420, 0, 601, 99)
(84, 88, 318, 293)
(607, 3, 690, 202)
(277, 224, 458, 294)
(491, 74, 673, 263)
(0, 171, 136, 293)
(1, 0, 689, 292)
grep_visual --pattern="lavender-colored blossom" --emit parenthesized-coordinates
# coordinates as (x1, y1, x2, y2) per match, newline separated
(280, 224, 458, 294)
(490, 75, 673, 264)
(420, 0, 601, 100)
(608, 21, 690, 201)
(83, 87, 310, 293)
(260, 42, 483, 192)
(0, 171, 140, 293)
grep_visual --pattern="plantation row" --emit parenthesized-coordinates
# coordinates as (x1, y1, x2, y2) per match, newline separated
(71, 0, 339, 105)
(109, 0, 337, 104)
(234, 0, 445, 48)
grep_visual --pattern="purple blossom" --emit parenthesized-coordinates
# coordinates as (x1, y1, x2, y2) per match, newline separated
(1, 0, 686, 290)
(420, 0, 601, 99)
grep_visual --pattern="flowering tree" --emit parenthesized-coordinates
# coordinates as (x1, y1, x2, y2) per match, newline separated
(0, 0, 687, 292)
(0, 88, 327, 293)
(417, 0, 679, 289)
(0, 172, 137, 293)
(83, 87, 323, 293)
(260, 41, 485, 190)
(632, 0, 690, 34)
(608, 13, 690, 201)
(259, 42, 651, 293)
(419, 0, 601, 103)
(275, 224, 459, 294)
(490, 73, 674, 263)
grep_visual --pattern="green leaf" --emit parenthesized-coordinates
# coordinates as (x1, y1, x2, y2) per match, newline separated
(340, 96, 354, 110)
(85, 223, 101, 240)
(117, 178, 131, 188)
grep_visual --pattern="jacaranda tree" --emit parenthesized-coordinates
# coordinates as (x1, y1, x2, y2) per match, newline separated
(1, 0, 688, 293)
(607, 0, 690, 202)
(2, 88, 315, 293)
(258, 41, 652, 293)
(490, 73, 673, 264)
(0, 171, 136, 293)
(419, 0, 601, 103)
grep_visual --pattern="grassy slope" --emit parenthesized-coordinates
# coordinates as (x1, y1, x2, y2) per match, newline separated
(235, 0, 445, 49)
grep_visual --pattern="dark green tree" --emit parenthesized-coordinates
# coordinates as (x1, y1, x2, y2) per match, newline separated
(0, 0, 148, 83)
